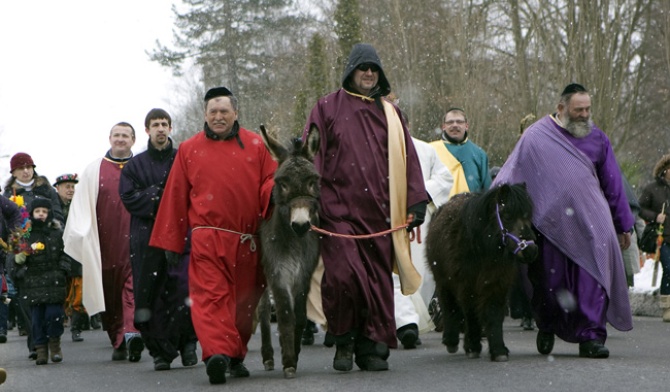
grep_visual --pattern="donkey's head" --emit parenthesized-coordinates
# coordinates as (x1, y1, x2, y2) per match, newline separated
(260, 125, 320, 236)
(490, 183, 538, 264)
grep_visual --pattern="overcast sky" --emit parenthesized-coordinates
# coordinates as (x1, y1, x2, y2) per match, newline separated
(0, 1, 177, 186)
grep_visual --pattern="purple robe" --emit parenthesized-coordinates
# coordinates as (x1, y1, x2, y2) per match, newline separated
(493, 115, 634, 342)
(305, 90, 427, 347)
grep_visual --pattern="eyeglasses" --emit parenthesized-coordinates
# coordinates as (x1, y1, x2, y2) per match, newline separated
(357, 63, 380, 73)
(443, 119, 466, 125)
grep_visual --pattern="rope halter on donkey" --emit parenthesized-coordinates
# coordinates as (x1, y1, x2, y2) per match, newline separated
(496, 203, 534, 255)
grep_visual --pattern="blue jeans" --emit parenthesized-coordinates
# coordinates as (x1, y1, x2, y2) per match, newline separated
(31, 304, 64, 346)
(660, 243, 670, 295)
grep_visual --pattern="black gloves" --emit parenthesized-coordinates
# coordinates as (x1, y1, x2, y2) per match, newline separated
(406, 201, 427, 231)
(165, 251, 181, 266)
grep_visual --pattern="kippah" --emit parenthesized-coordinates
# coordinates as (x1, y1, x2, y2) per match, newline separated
(204, 87, 234, 101)
(561, 83, 587, 96)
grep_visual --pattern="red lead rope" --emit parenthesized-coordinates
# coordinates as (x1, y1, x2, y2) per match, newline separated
(309, 224, 422, 244)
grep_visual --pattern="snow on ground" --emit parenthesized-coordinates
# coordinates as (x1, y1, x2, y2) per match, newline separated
(632, 256, 662, 294)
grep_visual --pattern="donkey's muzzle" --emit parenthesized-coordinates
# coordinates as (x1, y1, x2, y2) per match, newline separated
(291, 221, 311, 236)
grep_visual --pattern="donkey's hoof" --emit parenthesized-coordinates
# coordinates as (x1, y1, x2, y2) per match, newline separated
(466, 352, 481, 359)
(263, 359, 275, 371)
(283, 367, 296, 379)
(446, 345, 458, 354)
(492, 354, 509, 362)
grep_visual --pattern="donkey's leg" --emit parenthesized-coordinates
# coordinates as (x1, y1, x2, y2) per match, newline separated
(258, 289, 275, 370)
(273, 287, 298, 378)
(292, 292, 310, 367)
(439, 287, 461, 353)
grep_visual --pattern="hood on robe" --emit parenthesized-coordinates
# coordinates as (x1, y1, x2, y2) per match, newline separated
(341, 43, 391, 98)
(653, 154, 670, 180)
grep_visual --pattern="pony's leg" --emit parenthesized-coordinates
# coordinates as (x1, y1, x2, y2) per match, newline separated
(258, 289, 275, 370)
(462, 307, 482, 358)
(439, 287, 461, 353)
(483, 298, 510, 362)
(273, 286, 298, 378)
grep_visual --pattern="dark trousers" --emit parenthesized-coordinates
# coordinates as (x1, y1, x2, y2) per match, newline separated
(31, 303, 64, 346)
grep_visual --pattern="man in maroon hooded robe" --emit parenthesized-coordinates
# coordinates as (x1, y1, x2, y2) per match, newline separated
(304, 43, 427, 372)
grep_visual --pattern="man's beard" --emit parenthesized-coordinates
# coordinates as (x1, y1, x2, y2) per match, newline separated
(563, 112, 593, 138)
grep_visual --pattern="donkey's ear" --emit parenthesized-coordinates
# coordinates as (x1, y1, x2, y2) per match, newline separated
(302, 124, 320, 161)
(260, 124, 288, 162)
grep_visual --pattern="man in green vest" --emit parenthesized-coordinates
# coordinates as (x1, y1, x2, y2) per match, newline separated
(431, 107, 491, 194)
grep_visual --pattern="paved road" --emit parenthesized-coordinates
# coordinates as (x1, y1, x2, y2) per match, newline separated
(1, 316, 668, 391)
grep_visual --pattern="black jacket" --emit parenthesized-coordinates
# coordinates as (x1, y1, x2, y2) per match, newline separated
(13, 219, 70, 305)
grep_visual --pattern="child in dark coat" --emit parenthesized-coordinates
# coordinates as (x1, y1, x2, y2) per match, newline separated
(13, 198, 70, 365)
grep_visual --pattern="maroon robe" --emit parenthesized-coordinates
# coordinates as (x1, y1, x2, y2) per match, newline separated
(97, 159, 137, 348)
(305, 90, 427, 347)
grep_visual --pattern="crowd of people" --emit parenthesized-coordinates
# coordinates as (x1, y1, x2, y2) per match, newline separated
(0, 43, 663, 386)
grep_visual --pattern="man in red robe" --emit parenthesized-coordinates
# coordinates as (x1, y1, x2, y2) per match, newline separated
(63, 123, 144, 362)
(149, 87, 276, 385)
(304, 43, 427, 372)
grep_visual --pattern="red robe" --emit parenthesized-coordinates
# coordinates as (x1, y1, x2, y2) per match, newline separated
(149, 129, 276, 361)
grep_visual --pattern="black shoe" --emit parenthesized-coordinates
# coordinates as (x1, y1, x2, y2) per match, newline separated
(71, 330, 84, 342)
(355, 355, 389, 371)
(153, 356, 171, 371)
(0, 333, 6, 343)
(397, 324, 419, 349)
(18, 328, 27, 336)
(206, 354, 229, 385)
(180, 342, 198, 367)
(127, 335, 144, 362)
(579, 340, 609, 358)
(323, 332, 335, 348)
(301, 326, 315, 346)
(536, 331, 554, 355)
(229, 359, 250, 378)
(28, 350, 37, 360)
(112, 346, 128, 361)
(333, 343, 354, 371)
(90, 314, 102, 330)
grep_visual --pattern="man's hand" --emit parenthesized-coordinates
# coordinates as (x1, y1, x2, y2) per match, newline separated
(618, 232, 631, 250)
(406, 202, 427, 232)
(165, 251, 181, 266)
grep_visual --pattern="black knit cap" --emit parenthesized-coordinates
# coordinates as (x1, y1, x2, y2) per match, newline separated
(204, 87, 234, 101)
(30, 197, 52, 214)
(561, 83, 588, 95)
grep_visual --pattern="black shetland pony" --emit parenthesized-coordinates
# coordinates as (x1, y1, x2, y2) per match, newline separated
(257, 125, 321, 378)
(425, 183, 538, 362)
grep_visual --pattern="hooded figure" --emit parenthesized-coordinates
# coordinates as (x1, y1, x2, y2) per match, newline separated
(303, 43, 427, 372)
(342, 44, 391, 98)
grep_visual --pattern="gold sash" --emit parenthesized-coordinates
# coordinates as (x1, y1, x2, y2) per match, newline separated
(430, 140, 469, 197)
(383, 100, 421, 295)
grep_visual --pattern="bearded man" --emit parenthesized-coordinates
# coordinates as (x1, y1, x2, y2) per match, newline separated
(493, 83, 634, 359)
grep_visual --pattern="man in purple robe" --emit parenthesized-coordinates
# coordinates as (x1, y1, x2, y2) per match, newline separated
(303, 43, 428, 371)
(119, 109, 197, 371)
(493, 83, 634, 358)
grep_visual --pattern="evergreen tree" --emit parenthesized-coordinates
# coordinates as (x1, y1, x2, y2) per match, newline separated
(334, 0, 363, 67)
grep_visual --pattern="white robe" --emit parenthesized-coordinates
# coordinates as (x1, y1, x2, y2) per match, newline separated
(63, 158, 105, 315)
(394, 138, 453, 332)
